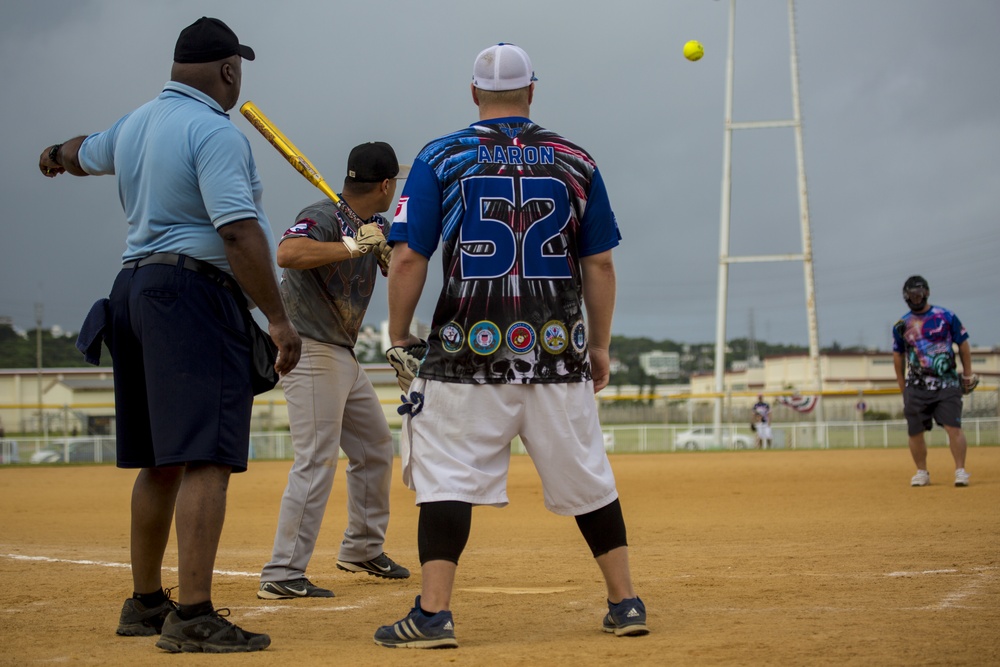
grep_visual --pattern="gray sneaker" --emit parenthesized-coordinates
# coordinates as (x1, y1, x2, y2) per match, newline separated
(155, 609, 270, 653)
(337, 553, 410, 579)
(257, 577, 335, 600)
(116, 588, 178, 636)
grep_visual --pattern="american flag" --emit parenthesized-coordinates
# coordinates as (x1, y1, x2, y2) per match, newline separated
(777, 394, 818, 413)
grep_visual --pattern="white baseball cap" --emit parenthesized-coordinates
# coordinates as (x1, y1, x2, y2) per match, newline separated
(472, 43, 538, 91)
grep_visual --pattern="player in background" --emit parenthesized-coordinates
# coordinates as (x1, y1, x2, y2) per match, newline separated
(37, 17, 300, 653)
(258, 143, 410, 599)
(752, 395, 772, 449)
(374, 43, 648, 648)
(893, 275, 975, 487)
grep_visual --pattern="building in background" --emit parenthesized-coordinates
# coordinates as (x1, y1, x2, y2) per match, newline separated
(639, 350, 681, 380)
(2, 348, 997, 435)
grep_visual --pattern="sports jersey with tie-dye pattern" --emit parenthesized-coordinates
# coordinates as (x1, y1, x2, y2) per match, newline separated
(388, 117, 621, 384)
(892, 305, 969, 390)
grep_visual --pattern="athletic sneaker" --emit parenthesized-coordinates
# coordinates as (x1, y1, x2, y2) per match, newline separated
(116, 590, 178, 636)
(373, 596, 458, 649)
(954, 468, 970, 487)
(155, 609, 270, 653)
(911, 470, 930, 487)
(257, 577, 334, 600)
(337, 553, 410, 579)
(603, 596, 650, 637)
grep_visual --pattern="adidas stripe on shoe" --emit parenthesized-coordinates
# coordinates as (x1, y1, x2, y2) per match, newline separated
(374, 596, 458, 649)
(603, 596, 650, 637)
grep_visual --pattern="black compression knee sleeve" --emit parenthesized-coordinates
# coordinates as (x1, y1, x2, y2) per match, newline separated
(418, 501, 472, 565)
(575, 498, 628, 558)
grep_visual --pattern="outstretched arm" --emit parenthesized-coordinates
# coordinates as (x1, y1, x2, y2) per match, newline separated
(38, 136, 89, 177)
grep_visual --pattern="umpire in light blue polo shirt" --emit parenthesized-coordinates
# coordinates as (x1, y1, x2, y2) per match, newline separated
(37, 17, 300, 654)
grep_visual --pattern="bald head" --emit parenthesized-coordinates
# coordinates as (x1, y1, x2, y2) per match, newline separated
(170, 55, 243, 111)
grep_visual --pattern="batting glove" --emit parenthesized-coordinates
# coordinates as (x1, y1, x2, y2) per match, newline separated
(355, 223, 385, 253)
(386, 340, 428, 394)
(376, 242, 392, 275)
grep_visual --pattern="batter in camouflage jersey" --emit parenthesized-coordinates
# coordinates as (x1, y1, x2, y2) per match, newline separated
(259, 142, 410, 600)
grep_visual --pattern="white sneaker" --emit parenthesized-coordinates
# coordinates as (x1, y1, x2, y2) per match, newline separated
(911, 470, 930, 487)
(954, 469, 970, 487)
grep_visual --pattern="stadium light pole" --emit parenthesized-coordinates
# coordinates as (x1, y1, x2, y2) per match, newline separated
(787, 0, 826, 435)
(713, 0, 825, 443)
(712, 0, 737, 433)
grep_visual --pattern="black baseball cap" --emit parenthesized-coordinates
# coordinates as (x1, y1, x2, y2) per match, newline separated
(174, 17, 255, 64)
(346, 142, 410, 182)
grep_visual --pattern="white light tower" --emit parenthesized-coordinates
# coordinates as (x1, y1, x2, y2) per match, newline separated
(713, 0, 825, 442)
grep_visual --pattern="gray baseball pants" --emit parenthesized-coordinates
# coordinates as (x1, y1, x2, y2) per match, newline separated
(261, 338, 394, 582)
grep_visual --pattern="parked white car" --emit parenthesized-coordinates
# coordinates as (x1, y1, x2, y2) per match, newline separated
(29, 438, 116, 464)
(674, 427, 753, 451)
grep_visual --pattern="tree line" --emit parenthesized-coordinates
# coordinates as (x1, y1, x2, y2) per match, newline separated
(0, 324, 111, 369)
(608, 335, 819, 387)
(0, 321, 865, 377)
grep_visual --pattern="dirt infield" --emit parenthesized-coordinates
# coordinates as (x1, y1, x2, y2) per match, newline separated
(2, 446, 998, 666)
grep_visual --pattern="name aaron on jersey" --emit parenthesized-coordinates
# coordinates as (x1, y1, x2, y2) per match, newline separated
(476, 144, 555, 165)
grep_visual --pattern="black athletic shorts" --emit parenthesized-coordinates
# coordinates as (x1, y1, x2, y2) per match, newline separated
(902, 385, 963, 437)
(106, 261, 254, 471)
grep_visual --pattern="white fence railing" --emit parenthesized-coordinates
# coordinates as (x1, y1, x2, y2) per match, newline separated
(3, 417, 997, 465)
(596, 417, 999, 454)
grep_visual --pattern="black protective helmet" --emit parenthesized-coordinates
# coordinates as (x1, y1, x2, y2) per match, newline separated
(902, 275, 929, 312)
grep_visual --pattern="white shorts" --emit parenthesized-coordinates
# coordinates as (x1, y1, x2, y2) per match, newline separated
(400, 378, 618, 516)
(756, 424, 772, 439)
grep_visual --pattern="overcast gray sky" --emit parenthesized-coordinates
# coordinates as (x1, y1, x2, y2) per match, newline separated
(2, 0, 998, 350)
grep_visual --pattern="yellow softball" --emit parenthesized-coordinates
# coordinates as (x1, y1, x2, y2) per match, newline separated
(683, 40, 704, 62)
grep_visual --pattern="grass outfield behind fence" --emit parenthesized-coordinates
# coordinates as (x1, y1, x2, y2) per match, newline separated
(4, 417, 998, 464)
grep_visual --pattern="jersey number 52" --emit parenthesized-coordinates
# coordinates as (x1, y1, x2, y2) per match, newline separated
(459, 175, 572, 280)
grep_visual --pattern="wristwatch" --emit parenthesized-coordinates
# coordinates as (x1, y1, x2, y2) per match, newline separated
(48, 143, 63, 166)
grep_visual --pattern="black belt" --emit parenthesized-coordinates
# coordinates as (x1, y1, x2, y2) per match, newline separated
(122, 252, 240, 296)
